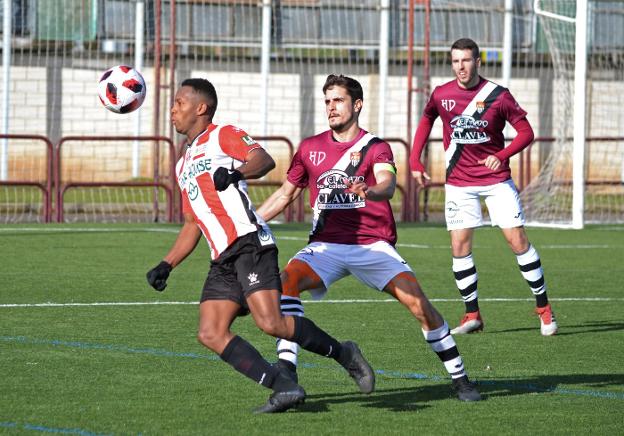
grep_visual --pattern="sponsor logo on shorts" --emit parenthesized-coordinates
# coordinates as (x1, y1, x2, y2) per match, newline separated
(257, 228, 274, 246)
(248, 272, 259, 286)
(446, 201, 460, 219)
(298, 247, 314, 257)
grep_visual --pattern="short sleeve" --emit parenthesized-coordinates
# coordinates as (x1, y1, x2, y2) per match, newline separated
(286, 148, 309, 188)
(218, 125, 262, 161)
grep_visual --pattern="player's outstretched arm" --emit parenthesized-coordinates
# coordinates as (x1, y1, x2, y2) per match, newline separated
(257, 180, 303, 222)
(146, 213, 201, 291)
(347, 167, 396, 201)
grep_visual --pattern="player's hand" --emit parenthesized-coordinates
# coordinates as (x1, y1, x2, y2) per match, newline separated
(477, 155, 501, 171)
(213, 167, 243, 191)
(146, 261, 172, 292)
(345, 180, 369, 199)
(411, 170, 431, 188)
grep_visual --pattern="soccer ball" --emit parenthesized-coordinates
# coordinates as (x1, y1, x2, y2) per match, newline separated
(97, 65, 146, 114)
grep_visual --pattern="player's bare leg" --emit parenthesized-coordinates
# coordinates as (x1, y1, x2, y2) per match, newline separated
(275, 259, 376, 393)
(501, 226, 557, 336)
(385, 272, 481, 401)
(197, 299, 304, 413)
(449, 228, 484, 334)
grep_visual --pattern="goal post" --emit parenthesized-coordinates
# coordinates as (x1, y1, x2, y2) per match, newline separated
(525, 0, 588, 228)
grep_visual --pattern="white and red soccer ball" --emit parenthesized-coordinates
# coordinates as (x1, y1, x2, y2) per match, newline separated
(97, 65, 146, 114)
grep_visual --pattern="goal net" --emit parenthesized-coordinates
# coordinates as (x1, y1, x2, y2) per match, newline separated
(521, 0, 624, 226)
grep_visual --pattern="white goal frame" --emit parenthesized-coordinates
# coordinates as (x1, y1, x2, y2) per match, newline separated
(533, 0, 588, 229)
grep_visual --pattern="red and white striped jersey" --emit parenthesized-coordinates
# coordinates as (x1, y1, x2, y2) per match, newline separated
(176, 123, 275, 260)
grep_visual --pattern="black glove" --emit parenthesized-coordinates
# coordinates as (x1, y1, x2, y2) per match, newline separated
(146, 261, 172, 292)
(213, 167, 243, 191)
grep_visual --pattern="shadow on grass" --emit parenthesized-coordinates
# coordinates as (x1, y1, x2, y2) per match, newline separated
(298, 373, 624, 413)
(492, 320, 624, 335)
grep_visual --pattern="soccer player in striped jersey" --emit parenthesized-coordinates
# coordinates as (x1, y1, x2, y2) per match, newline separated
(258, 74, 481, 402)
(409, 38, 557, 336)
(146, 78, 375, 413)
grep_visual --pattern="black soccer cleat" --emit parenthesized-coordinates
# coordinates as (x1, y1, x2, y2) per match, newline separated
(339, 341, 375, 394)
(452, 376, 482, 402)
(253, 385, 306, 414)
(275, 359, 298, 384)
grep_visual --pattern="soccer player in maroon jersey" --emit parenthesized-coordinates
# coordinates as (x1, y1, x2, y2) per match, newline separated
(258, 74, 481, 402)
(410, 38, 558, 336)
(146, 78, 375, 413)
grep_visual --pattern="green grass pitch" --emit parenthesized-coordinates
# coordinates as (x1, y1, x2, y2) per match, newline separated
(1, 223, 623, 435)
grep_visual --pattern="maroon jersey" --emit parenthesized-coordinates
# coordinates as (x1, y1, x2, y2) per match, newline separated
(423, 76, 527, 186)
(287, 129, 398, 245)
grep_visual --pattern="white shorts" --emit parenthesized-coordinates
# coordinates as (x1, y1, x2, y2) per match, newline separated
(444, 179, 525, 230)
(290, 241, 413, 300)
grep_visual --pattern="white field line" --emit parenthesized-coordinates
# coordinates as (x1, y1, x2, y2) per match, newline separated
(1, 297, 622, 308)
(0, 227, 618, 249)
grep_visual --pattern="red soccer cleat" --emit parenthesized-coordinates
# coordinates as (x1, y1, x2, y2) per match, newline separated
(450, 311, 484, 335)
(535, 304, 558, 336)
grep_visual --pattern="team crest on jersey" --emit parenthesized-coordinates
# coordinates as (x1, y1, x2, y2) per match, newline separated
(476, 101, 485, 114)
(350, 151, 361, 167)
(241, 135, 257, 146)
(441, 99, 456, 112)
(309, 151, 326, 166)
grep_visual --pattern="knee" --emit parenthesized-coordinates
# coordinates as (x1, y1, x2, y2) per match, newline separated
(197, 328, 221, 351)
(508, 232, 530, 254)
(255, 315, 289, 338)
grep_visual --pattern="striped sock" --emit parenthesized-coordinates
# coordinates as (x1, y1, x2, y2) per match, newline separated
(422, 322, 466, 379)
(276, 295, 303, 367)
(453, 254, 479, 313)
(516, 244, 549, 307)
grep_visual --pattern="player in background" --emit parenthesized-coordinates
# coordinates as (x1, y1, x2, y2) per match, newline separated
(257, 74, 481, 402)
(409, 38, 557, 336)
(146, 78, 375, 413)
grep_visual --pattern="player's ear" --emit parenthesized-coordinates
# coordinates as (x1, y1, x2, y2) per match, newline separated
(197, 102, 209, 117)
(354, 99, 363, 114)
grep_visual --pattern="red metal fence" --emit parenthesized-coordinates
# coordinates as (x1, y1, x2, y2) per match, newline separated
(0, 134, 621, 223)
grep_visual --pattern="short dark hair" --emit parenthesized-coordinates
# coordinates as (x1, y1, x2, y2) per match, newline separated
(181, 78, 218, 119)
(451, 38, 480, 59)
(322, 74, 363, 102)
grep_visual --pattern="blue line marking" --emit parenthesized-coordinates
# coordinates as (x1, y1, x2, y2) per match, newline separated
(3, 335, 623, 401)
(0, 422, 110, 435)
(0, 335, 220, 361)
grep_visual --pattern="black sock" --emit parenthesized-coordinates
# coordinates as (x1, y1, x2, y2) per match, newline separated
(278, 359, 297, 372)
(220, 335, 283, 390)
(292, 316, 342, 359)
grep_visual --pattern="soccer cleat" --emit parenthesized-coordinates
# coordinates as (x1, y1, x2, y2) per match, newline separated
(535, 304, 558, 336)
(339, 341, 375, 394)
(452, 376, 482, 402)
(274, 359, 298, 384)
(253, 385, 306, 414)
(450, 311, 484, 335)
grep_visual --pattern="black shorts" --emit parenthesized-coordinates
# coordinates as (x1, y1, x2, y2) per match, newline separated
(200, 232, 282, 311)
